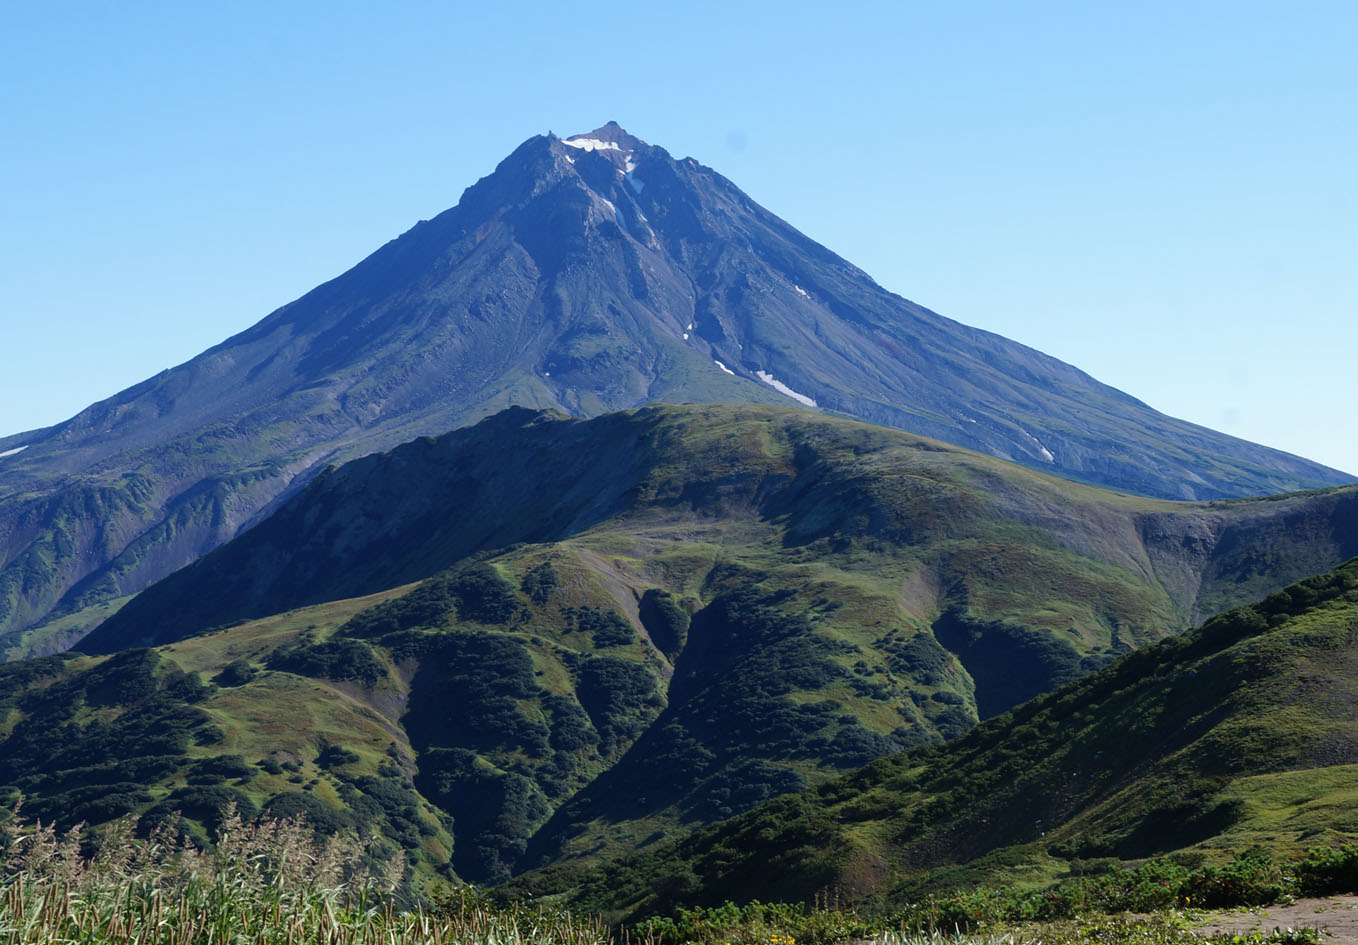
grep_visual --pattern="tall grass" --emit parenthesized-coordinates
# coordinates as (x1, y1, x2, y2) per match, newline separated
(0, 804, 1342, 945)
(0, 805, 609, 945)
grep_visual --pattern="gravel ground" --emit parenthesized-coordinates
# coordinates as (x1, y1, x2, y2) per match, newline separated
(1191, 896, 1358, 942)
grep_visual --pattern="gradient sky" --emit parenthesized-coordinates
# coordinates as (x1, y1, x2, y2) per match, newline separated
(2, 1, 1354, 477)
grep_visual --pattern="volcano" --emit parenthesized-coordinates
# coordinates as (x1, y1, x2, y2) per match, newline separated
(0, 122, 1350, 651)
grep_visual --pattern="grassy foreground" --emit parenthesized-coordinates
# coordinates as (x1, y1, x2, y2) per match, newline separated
(0, 807, 605, 945)
(0, 807, 1346, 945)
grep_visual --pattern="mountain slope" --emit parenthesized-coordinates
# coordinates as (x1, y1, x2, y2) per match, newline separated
(79, 404, 1358, 658)
(0, 589, 458, 887)
(68, 403, 1358, 879)
(1, 122, 1351, 652)
(539, 557, 1358, 919)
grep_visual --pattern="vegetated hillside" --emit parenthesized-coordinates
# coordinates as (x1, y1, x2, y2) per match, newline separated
(0, 590, 455, 887)
(8, 550, 930, 887)
(533, 558, 1358, 920)
(83, 405, 1358, 663)
(2, 122, 1351, 657)
(61, 404, 1358, 881)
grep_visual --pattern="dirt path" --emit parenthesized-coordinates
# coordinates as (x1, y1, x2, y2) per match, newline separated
(1191, 896, 1358, 942)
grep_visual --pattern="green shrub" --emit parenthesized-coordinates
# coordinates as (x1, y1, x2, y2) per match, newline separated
(403, 631, 549, 756)
(521, 562, 560, 605)
(267, 638, 386, 686)
(340, 579, 455, 638)
(263, 790, 352, 837)
(1297, 841, 1358, 895)
(213, 659, 258, 687)
(141, 785, 258, 836)
(576, 657, 661, 755)
(1179, 848, 1296, 907)
(448, 564, 522, 624)
(566, 607, 637, 648)
(639, 589, 690, 657)
(188, 754, 256, 780)
(317, 745, 362, 769)
(637, 899, 877, 945)
(416, 748, 550, 883)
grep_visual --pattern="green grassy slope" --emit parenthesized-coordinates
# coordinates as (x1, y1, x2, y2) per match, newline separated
(82, 404, 1358, 662)
(0, 587, 458, 887)
(2, 553, 704, 884)
(1, 559, 693, 887)
(58, 404, 1358, 880)
(535, 558, 1358, 919)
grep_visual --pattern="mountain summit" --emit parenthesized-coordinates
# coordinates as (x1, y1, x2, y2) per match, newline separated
(564, 120, 647, 154)
(0, 122, 1351, 650)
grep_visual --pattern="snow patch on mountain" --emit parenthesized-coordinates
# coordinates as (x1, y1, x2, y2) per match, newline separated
(1018, 427, 1056, 463)
(755, 371, 816, 408)
(794, 285, 809, 298)
(0, 445, 27, 459)
(563, 137, 622, 152)
(714, 360, 736, 376)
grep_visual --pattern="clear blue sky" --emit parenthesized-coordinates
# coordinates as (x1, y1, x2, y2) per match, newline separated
(2, 1, 1354, 476)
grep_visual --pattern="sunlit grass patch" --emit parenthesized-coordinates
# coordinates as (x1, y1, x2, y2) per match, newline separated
(0, 805, 609, 945)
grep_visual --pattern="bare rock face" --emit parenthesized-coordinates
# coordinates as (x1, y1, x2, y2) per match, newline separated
(0, 123, 1351, 651)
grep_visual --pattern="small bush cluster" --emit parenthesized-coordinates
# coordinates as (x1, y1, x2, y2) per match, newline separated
(878, 846, 1358, 929)
(1295, 842, 1358, 895)
(638, 589, 689, 658)
(630, 844, 1358, 945)
(267, 637, 387, 686)
(564, 608, 636, 648)
(636, 897, 1325, 945)
(521, 563, 560, 605)
(636, 899, 876, 945)
(341, 562, 523, 639)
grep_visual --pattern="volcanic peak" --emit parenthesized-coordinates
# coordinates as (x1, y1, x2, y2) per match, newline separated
(563, 120, 646, 152)
(558, 121, 650, 177)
